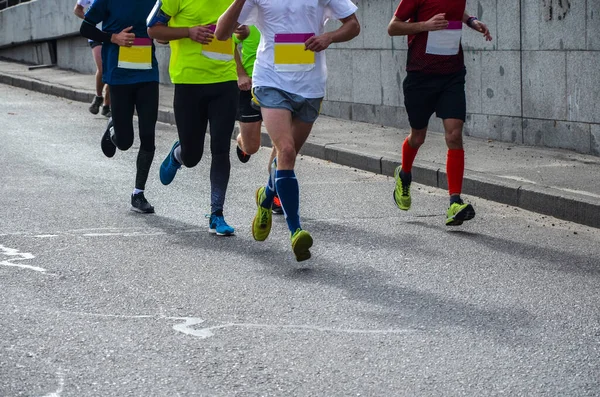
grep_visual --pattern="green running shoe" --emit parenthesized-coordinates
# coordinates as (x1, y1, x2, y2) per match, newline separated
(252, 187, 272, 241)
(291, 228, 313, 262)
(393, 166, 411, 211)
(446, 202, 476, 226)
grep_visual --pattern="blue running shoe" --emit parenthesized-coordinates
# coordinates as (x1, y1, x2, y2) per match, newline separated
(209, 214, 235, 236)
(160, 141, 181, 185)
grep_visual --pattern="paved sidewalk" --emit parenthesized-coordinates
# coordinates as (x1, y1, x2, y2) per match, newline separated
(1, 59, 599, 228)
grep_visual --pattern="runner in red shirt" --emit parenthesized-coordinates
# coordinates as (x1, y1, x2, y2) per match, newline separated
(388, 0, 491, 226)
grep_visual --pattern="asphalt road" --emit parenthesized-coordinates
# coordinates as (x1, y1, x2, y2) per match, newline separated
(1, 84, 599, 397)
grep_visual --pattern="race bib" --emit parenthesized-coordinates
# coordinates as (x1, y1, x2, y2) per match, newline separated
(202, 25, 234, 61)
(274, 33, 315, 72)
(118, 38, 153, 70)
(426, 21, 462, 56)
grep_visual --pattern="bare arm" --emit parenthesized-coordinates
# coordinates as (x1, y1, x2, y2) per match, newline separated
(304, 13, 360, 52)
(462, 11, 493, 41)
(387, 13, 448, 37)
(215, 0, 246, 41)
(148, 23, 215, 45)
(148, 24, 189, 41)
(74, 4, 85, 19)
(234, 49, 252, 91)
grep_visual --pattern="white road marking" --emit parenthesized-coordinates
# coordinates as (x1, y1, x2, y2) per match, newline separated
(0, 245, 47, 273)
(171, 317, 214, 339)
(41, 369, 65, 397)
(1, 227, 206, 238)
(193, 322, 416, 338)
(62, 311, 415, 339)
(82, 232, 168, 237)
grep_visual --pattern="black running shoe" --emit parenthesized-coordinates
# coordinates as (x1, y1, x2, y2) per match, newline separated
(101, 118, 116, 158)
(89, 96, 103, 115)
(101, 105, 111, 118)
(236, 145, 251, 163)
(131, 192, 155, 214)
(272, 195, 283, 215)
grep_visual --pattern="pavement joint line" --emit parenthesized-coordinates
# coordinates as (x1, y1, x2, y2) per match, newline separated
(2, 70, 599, 229)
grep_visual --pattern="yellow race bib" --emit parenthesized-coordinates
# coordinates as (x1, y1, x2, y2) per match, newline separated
(274, 33, 315, 72)
(118, 38, 153, 70)
(203, 25, 234, 61)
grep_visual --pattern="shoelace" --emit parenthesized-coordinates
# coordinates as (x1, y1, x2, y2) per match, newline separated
(259, 209, 270, 225)
(402, 184, 410, 197)
(135, 193, 148, 204)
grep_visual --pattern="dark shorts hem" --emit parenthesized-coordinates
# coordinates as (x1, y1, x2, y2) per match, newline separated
(237, 89, 262, 123)
(403, 69, 466, 129)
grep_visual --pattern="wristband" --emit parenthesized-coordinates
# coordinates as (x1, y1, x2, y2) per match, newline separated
(466, 16, 478, 29)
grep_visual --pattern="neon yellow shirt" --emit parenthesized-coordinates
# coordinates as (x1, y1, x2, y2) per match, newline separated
(161, 0, 236, 84)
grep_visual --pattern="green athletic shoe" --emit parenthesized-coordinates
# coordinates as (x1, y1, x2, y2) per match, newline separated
(393, 166, 411, 211)
(252, 187, 272, 241)
(291, 228, 313, 262)
(446, 202, 476, 226)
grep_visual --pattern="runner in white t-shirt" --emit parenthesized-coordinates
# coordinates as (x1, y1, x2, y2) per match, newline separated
(74, 0, 111, 117)
(216, 0, 360, 262)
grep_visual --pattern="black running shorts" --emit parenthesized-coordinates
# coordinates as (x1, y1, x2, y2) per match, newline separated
(89, 41, 102, 49)
(403, 69, 467, 130)
(237, 89, 262, 123)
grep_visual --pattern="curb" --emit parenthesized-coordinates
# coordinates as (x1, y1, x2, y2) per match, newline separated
(2, 71, 599, 229)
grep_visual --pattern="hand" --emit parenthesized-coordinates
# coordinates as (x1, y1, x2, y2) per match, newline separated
(423, 13, 449, 32)
(472, 20, 493, 41)
(234, 25, 250, 41)
(189, 25, 214, 45)
(111, 26, 136, 47)
(238, 74, 252, 91)
(156, 39, 169, 45)
(304, 34, 333, 52)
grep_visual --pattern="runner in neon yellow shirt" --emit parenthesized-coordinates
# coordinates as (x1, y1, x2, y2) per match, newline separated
(148, 0, 238, 236)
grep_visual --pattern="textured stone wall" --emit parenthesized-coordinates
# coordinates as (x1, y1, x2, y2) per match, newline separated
(322, 0, 600, 155)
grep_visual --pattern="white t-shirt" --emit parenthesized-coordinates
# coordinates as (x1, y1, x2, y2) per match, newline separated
(77, 0, 102, 42)
(238, 0, 357, 99)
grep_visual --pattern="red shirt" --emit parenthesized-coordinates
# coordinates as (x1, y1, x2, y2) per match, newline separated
(395, 0, 466, 74)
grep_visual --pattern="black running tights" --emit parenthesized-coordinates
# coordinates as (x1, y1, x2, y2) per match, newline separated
(109, 81, 159, 190)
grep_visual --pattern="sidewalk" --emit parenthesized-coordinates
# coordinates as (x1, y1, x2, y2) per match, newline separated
(1, 59, 599, 228)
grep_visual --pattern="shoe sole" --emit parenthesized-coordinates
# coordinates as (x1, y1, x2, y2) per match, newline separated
(292, 232, 313, 262)
(208, 228, 235, 236)
(130, 206, 155, 214)
(101, 128, 116, 158)
(252, 188, 272, 241)
(446, 204, 476, 226)
(160, 142, 180, 185)
(237, 146, 251, 163)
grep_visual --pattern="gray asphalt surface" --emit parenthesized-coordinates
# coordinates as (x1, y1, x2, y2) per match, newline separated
(1, 84, 599, 397)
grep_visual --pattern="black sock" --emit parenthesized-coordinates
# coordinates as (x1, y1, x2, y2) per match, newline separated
(212, 209, 224, 217)
(135, 149, 155, 191)
(400, 169, 412, 184)
(450, 195, 463, 205)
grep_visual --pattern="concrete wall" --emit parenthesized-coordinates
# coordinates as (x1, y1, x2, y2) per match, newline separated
(1, 0, 599, 155)
(322, 0, 600, 155)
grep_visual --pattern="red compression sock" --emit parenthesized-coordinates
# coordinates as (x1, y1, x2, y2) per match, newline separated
(447, 149, 465, 196)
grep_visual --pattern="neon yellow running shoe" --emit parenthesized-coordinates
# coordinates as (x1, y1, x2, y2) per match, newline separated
(291, 228, 313, 262)
(393, 166, 411, 211)
(446, 202, 476, 226)
(252, 187, 272, 241)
